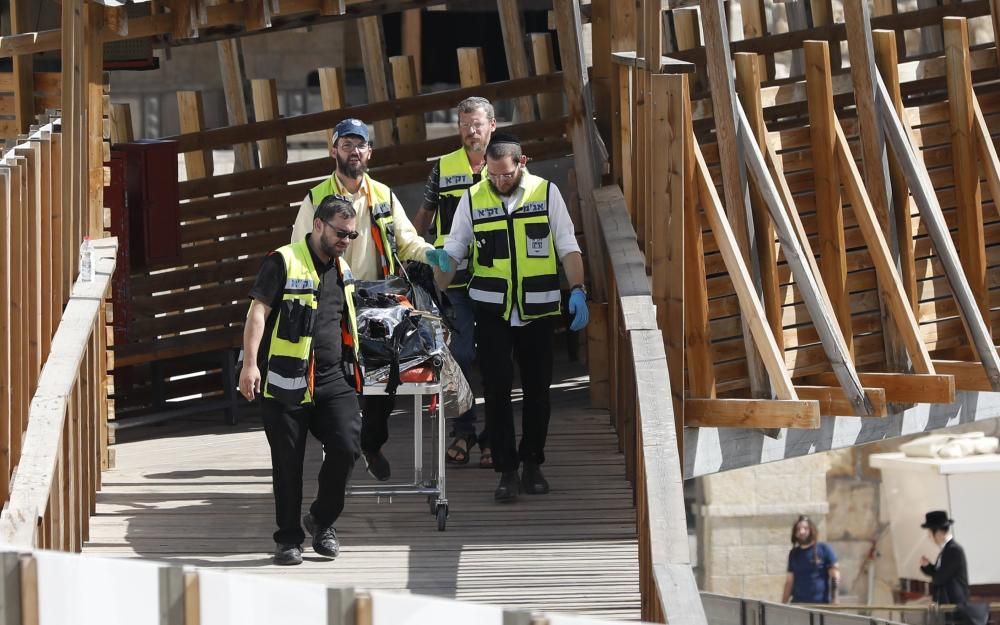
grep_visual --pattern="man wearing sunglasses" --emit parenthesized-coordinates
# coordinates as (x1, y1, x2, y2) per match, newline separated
(433, 134, 589, 503)
(290, 118, 451, 483)
(240, 195, 363, 565)
(413, 97, 496, 470)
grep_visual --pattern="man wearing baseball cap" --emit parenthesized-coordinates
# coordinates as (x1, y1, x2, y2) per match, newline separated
(291, 118, 452, 484)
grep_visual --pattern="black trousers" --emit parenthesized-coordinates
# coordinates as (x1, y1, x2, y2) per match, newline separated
(359, 395, 396, 454)
(261, 376, 361, 545)
(475, 313, 554, 473)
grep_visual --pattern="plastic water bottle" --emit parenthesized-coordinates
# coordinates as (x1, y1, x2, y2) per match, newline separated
(80, 236, 94, 282)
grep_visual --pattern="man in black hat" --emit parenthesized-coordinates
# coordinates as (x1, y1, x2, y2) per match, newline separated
(919, 510, 984, 625)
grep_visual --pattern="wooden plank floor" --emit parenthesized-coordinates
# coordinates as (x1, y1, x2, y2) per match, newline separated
(84, 356, 641, 620)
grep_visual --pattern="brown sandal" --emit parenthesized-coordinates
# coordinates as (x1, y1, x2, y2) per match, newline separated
(446, 434, 474, 465)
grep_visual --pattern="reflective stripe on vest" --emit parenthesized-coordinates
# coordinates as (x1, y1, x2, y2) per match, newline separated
(260, 240, 362, 405)
(466, 173, 560, 322)
(435, 148, 477, 288)
(309, 173, 397, 278)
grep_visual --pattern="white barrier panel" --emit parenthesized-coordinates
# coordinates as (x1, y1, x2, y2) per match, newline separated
(198, 569, 331, 625)
(33, 550, 179, 625)
(370, 590, 503, 625)
(548, 615, 644, 625)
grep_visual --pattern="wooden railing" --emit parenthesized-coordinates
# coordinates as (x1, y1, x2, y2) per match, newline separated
(0, 239, 116, 549)
(0, 544, 634, 625)
(593, 184, 706, 625)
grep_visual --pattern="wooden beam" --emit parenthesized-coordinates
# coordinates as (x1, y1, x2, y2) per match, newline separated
(86, 3, 106, 238)
(944, 17, 989, 336)
(243, 0, 271, 32)
(810, 372, 955, 404)
(700, 0, 771, 400)
(401, 8, 421, 85)
(104, 5, 128, 37)
(739, 0, 771, 79)
(805, 41, 851, 356)
(844, 0, 908, 374)
(109, 102, 133, 145)
(735, 106, 875, 416)
(553, 0, 607, 302)
(176, 91, 213, 180)
(320, 0, 346, 16)
(685, 398, 820, 429)
(590, 0, 611, 146)
(973, 97, 1000, 221)
(932, 359, 997, 392)
(685, 105, 714, 399)
(171, 0, 197, 39)
(359, 15, 394, 146)
(497, 0, 536, 122)
(456, 47, 487, 88)
(216, 39, 255, 172)
(795, 385, 887, 418)
(389, 56, 425, 144)
(833, 119, 934, 374)
(0, 172, 9, 501)
(673, 10, 702, 105)
(530, 33, 562, 120)
(735, 53, 782, 354)
(693, 138, 797, 401)
(250, 79, 287, 168)
(318, 66, 346, 153)
(876, 76, 1000, 390)
(872, 29, 918, 313)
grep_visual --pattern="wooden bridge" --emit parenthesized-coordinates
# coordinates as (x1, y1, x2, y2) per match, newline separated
(6, 0, 1000, 623)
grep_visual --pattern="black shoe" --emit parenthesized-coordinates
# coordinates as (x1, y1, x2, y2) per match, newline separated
(273, 543, 303, 566)
(303, 513, 340, 558)
(494, 470, 520, 502)
(363, 450, 391, 481)
(522, 462, 550, 494)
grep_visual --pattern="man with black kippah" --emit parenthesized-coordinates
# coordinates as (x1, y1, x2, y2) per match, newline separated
(433, 134, 590, 502)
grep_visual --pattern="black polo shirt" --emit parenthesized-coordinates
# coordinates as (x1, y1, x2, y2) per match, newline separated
(249, 235, 347, 385)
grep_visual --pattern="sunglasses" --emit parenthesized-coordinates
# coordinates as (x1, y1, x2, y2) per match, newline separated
(323, 221, 360, 240)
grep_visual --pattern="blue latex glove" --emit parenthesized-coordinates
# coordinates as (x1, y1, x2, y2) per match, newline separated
(568, 288, 589, 331)
(425, 249, 452, 272)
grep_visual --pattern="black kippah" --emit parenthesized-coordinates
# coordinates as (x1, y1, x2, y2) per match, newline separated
(488, 132, 520, 147)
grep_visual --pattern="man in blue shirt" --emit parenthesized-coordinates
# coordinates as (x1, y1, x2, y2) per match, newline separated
(782, 515, 840, 604)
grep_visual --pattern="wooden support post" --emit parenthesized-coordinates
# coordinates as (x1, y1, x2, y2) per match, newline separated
(944, 17, 989, 336)
(0, 172, 9, 501)
(673, 9, 702, 92)
(318, 67, 346, 153)
(11, 0, 35, 135)
(359, 15, 394, 147)
(390, 56, 426, 144)
(176, 91, 213, 180)
(401, 9, 421, 86)
(700, 0, 772, 400)
(104, 4, 128, 37)
(785, 0, 809, 76)
(844, 0, 909, 374)
(216, 39, 255, 172)
(651, 73, 687, 435)
(693, 139, 797, 401)
(171, 0, 197, 39)
(497, 0, 536, 122)
(633, 68, 648, 254)
(243, 0, 271, 32)
(872, 30, 918, 312)
(735, 106, 875, 416)
(554, 0, 608, 301)
(530, 34, 562, 119)
(320, 0, 346, 15)
(685, 116, 715, 399)
(740, 0, 772, 79)
(973, 98, 1000, 221)
(591, 0, 611, 145)
(805, 41, 852, 355)
(991, 0, 1000, 68)
(250, 79, 287, 168)
(456, 47, 487, 88)
(876, 76, 1000, 390)
(615, 64, 634, 219)
(735, 53, 782, 354)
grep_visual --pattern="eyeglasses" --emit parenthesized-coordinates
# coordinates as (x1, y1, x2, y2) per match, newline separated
(487, 165, 520, 183)
(459, 120, 491, 132)
(323, 221, 360, 240)
(337, 141, 369, 153)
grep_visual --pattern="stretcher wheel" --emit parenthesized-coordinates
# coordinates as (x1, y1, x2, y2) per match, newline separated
(427, 495, 437, 515)
(436, 505, 448, 531)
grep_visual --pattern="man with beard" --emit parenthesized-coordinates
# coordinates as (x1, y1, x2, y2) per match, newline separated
(413, 97, 496, 470)
(291, 118, 451, 482)
(433, 134, 589, 502)
(240, 195, 363, 565)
